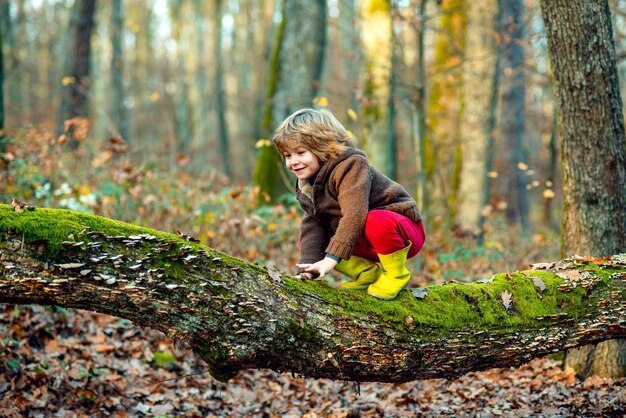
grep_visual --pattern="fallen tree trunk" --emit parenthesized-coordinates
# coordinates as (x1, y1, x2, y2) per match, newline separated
(1, 204, 625, 383)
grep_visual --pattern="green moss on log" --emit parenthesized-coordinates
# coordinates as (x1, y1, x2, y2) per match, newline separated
(0, 204, 185, 256)
(285, 269, 599, 334)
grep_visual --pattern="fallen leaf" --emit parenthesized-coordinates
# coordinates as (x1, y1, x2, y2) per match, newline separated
(572, 255, 604, 264)
(477, 275, 495, 284)
(530, 262, 554, 270)
(500, 290, 513, 311)
(404, 316, 415, 330)
(557, 270, 582, 282)
(266, 265, 283, 282)
(531, 277, 546, 291)
(411, 288, 428, 299)
(93, 344, 116, 353)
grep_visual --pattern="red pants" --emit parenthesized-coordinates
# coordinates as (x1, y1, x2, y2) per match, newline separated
(351, 210, 426, 261)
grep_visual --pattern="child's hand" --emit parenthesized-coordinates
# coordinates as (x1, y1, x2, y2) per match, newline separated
(297, 257, 338, 278)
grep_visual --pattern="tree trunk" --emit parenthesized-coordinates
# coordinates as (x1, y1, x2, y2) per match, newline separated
(543, 102, 558, 229)
(0, 10, 4, 133)
(215, 0, 231, 179)
(385, 4, 397, 181)
(129, 1, 154, 153)
(170, 0, 192, 155)
(339, 0, 360, 119)
(500, 0, 529, 230)
(7, 0, 23, 123)
(110, 0, 129, 142)
(456, 0, 498, 233)
(1, 204, 625, 383)
(426, 0, 465, 226)
(252, 0, 327, 203)
(360, 0, 391, 172)
(191, 0, 210, 163)
(540, 0, 626, 378)
(413, 0, 428, 211)
(478, 0, 502, 245)
(57, 0, 97, 147)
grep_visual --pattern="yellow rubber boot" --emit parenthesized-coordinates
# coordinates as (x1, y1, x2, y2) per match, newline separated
(367, 243, 412, 300)
(335, 255, 381, 290)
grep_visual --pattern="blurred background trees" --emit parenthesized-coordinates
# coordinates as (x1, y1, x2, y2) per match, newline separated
(1, 0, 625, 377)
(1, 0, 574, 209)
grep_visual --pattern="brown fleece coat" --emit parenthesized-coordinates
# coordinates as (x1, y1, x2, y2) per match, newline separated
(295, 145, 422, 264)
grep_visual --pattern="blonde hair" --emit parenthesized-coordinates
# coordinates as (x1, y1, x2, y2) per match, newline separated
(273, 108, 352, 162)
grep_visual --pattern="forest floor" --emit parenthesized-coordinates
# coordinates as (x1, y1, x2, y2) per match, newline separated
(1, 304, 624, 417)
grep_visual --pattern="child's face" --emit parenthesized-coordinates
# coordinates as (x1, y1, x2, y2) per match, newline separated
(282, 143, 321, 180)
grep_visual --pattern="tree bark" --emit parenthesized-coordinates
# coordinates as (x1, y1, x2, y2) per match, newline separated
(385, 3, 398, 181)
(500, 0, 529, 230)
(1, 205, 625, 383)
(170, 0, 192, 155)
(215, 0, 231, 179)
(457, 0, 498, 233)
(110, 0, 129, 142)
(0, 10, 4, 133)
(540, 0, 626, 378)
(425, 0, 466, 225)
(252, 0, 327, 203)
(57, 0, 97, 146)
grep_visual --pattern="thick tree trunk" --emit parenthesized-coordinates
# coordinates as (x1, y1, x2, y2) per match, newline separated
(57, 0, 97, 146)
(540, 0, 626, 378)
(1, 205, 625, 383)
(0, 12, 4, 133)
(425, 0, 465, 225)
(253, 0, 327, 203)
(500, 0, 529, 230)
(457, 0, 498, 233)
(110, 0, 129, 142)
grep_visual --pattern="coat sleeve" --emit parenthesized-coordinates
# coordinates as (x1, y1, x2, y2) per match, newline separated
(324, 157, 372, 260)
(298, 214, 332, 264)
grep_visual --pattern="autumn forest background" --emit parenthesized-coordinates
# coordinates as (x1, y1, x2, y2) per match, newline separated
(1, 0, 625, 416)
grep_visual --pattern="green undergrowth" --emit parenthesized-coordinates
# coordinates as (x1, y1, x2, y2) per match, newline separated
(284, 269, 601, 336)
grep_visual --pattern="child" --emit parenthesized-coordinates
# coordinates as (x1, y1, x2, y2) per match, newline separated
(273, 108, 426, 300)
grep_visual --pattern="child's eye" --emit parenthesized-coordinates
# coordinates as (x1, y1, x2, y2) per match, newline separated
(297, 151, 305, 155)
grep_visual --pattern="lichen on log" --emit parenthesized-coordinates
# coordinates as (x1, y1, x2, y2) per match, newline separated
(1, 204, 625, 383)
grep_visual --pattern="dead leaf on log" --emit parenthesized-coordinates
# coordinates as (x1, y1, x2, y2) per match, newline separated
(572, 255, 605, 264)
(11, 198, 36, 213)
(405, 316, 415, 330)
(530, 262, 554, 270)
(557, 270, 582, 282)
(477, 275, 495, 284)
(500, 290, 513, 312)
(177, 230, 201, 243)
(532, 277, 546, 291)
(266, 265, 283, 282)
